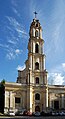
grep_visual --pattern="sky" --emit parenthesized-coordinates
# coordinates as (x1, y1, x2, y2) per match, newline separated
(0, 0, 65, 85)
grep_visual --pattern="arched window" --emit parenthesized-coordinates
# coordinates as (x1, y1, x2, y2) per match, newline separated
(35, 43, 39, 53)
(35, 62, 39, 70)
(35, 30, 39, 37)
(35, 93, 40, 100)
(36, 77, 39, 84)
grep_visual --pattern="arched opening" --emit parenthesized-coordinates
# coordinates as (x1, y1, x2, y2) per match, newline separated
(35, 106, 40, 112)
(35, 93, 40, 100)
(35, 62, 39, 70)
(35, 43, 39, 53)
(35, 30, 39, 37)
(36, 77, 39, 84)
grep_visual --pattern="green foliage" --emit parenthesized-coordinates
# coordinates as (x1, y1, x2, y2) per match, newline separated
(0, 79, 5, 113)
(1, 79, 5, 85)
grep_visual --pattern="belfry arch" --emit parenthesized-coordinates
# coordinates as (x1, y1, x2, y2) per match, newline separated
(35, 43, 39, 53)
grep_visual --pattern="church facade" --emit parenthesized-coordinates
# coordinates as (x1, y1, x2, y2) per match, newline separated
(4, 17, 65, 114)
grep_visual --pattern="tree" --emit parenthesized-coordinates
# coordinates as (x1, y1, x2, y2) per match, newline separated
(0, 79, 5, 113)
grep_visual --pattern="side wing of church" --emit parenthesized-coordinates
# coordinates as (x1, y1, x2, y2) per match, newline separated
(3, 16, 65, 114)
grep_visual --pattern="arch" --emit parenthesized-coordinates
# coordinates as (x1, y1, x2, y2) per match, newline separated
(36, 77, 39, 84)
(35, 62, 39, 70)
(35, 93, 40, 100)
(35, 30, 39, 37)
(35, 43, 39, 53)
(35, 106, 40, 112)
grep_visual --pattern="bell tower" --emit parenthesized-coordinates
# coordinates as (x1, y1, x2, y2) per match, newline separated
(17, 13, 48, 112)
(26, 13, 48, 112)
(27, 13, 48, 86)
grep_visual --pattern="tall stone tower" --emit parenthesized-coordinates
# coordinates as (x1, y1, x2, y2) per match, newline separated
(17, 14, 48, 112)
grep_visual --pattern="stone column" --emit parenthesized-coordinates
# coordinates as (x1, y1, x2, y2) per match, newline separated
(27, 86, 33, 112)
(4, 91, 9, 113)
(13, 93, 15, 110)
(61, 94, 64, 108)
(30, 86, 33, 112)
(46, 87, 48, 108)
(10, 91, 13, 108)
(43, 55, 45, 70)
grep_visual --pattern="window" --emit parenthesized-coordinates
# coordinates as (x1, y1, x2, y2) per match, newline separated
(35, 62, 39, 70)
(35, 43, 39, 53)
(35, 30, 39, 37)
(36, 23, 38, 27)
(36, 77, 39, 84)
(35, 93, 40, 100)
(15, 97, 20, 103)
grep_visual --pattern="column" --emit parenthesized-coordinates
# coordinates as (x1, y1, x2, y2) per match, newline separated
(61, 94, 64, 108)
(46, 87, 48, 108)
(30, 86, 33, 112)
(13, 93, 15, 110)
(27, 86, 33, 112)
(4, 91, 9, 113)
(10, 91, 13, 108)
(43, 55, 45, 70)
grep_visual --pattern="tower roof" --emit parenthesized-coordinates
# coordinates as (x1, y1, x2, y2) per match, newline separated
(30, 18, 42, 30)
(30, 12, 42, 29)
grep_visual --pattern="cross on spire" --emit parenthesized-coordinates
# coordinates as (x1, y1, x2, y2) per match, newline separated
(34, 11, 37, 19)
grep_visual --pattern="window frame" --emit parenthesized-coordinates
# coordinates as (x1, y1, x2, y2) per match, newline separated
(15, 97, 21, 103)
(35, 62, 39, 70)
(36, 77, 39, 84)
(35, 43, 39, 53)
(35, 30, 39, 37)
(35, 93, 40, 100)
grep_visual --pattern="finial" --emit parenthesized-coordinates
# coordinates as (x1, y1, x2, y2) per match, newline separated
(34, 11, 37, 19)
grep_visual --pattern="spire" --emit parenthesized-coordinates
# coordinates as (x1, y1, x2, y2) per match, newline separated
(34, 11, 37, 19)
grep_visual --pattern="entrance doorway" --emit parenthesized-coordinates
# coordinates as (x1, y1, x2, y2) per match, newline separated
(35, 106, 40, 112)
(54, 100, 59, 109)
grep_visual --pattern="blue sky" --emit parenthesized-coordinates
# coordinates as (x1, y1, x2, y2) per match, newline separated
(0, 0, 65, 85)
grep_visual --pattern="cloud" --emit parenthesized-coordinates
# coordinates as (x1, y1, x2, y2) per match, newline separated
(0, 43, 9, 49)
(50, 63, 65, 73)
(16, 65, 26, 71)
(0, 16, 28, 60)
(11, 0, 17, 7)
(6, 52, 15, 60)
(44, 1, 65, 63)
(48, 63, 65, 85)
(62, 63, 65, 70)
(12, 7, 20, 17)
(15, 49, 22, 55)
(6, 49, 22, 60)
(6, 16, 28, 38)
(8, 39, 16, 45)
(48, 73, 65, 85)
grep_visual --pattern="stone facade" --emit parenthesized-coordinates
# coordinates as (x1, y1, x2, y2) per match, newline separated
(48, 85, 65, 110)
(4, 17, 65, 114)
